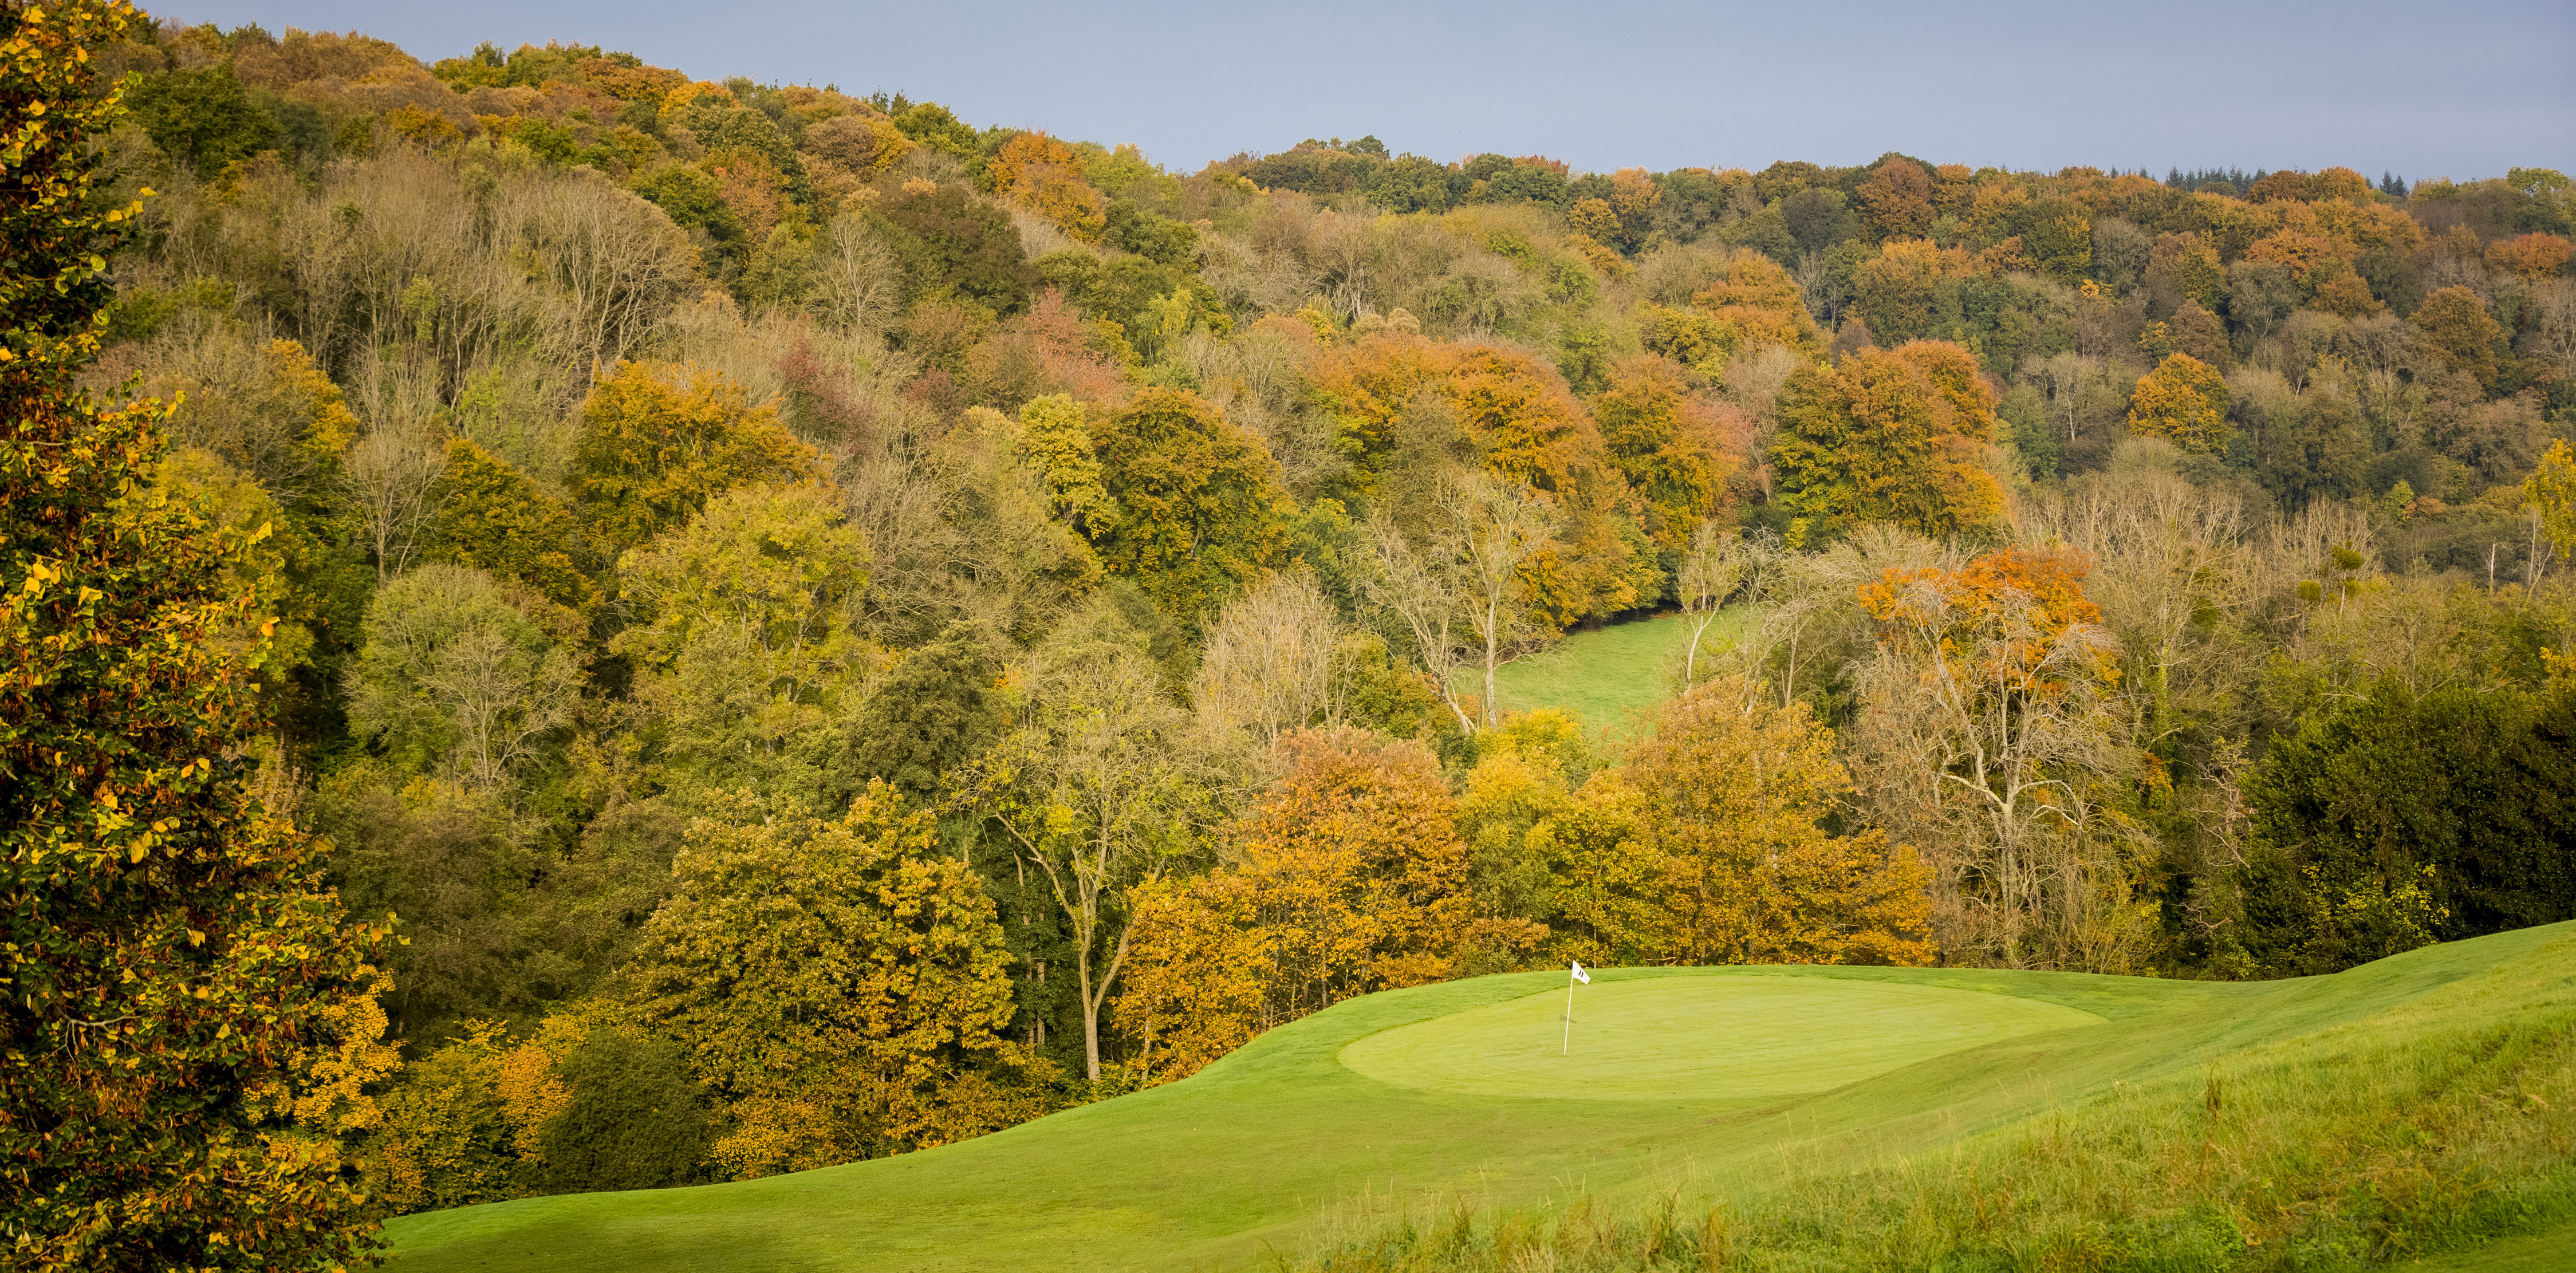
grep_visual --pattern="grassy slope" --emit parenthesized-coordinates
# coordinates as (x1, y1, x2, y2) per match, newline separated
(386, 922, 2576, 1271)
(1459, 610, 1749, 737)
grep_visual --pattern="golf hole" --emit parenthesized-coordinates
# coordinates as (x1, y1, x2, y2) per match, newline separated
(1339, 976, 2106, 1101)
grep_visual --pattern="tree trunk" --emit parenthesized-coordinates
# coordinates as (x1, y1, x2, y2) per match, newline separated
(1076, 937, 1100, 1082)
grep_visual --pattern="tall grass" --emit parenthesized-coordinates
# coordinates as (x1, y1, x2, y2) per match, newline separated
(1288, 939, 2576, 1272)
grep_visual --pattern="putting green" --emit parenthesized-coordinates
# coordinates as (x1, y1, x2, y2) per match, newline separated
(1339, 975, 2105, 1100)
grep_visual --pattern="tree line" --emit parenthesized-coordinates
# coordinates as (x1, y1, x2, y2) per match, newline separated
(7, 3, 2576, 1263)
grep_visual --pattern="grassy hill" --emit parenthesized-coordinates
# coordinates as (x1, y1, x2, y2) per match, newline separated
(385, 922, 2576, 1271)
(1456, 610, 1750, 737)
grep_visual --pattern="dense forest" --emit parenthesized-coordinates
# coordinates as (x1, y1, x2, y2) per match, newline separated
(7, 2, 2576, 1260)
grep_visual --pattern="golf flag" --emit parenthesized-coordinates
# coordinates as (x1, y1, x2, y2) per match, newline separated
(1563, 961, 1586, 1054)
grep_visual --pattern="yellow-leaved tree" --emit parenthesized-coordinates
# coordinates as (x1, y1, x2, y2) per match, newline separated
(2125, 352, 2231, 453)
(3, 3, 397, 1263)
(626, 785, 1056, 1179)
(987, 131, 1107, 243)
(1625, 677, 1936, 966)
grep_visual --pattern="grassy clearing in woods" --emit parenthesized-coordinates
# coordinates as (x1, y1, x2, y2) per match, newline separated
(1455, 610, 1754, 738)
(386, 923, 2576, 1272)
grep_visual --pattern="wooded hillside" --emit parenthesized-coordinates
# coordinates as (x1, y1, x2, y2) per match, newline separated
(9, 6, 2575, 1258)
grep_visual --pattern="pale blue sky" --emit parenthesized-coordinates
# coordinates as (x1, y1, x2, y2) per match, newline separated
(155, 0, 2574, 179)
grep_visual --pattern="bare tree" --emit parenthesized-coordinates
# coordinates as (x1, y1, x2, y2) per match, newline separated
(521, 173, 701, 371)
(1450, 473, 1559, 728)
(1360, 513, 1476, 734)
(2035, 467, 2260, 759)
(1310, 208, 1379, 324)
(338, 410, 446, 582)
(1194, 572, 1340, 746)
(1675, 522, 1745, 687)
(810, 214, 905, 337)
(1850, 569, 2148, 972)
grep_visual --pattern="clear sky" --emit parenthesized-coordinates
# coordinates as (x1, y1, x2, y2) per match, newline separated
(152, 0, 2575, 180)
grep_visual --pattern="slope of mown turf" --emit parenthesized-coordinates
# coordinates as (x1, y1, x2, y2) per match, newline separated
(1341, 976, 2104, 1100)
(385, 922, 2576, 1272)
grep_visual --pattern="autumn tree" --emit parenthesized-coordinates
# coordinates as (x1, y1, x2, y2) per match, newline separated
(1194, 571, 1340, 746)
(1593, 356, 1739, 560)
(978, 627, 1216, 1081)
(845, 624, 1006, 806)
(1306, 337, 1645, 624)
(1015, 393, 1118, 538)
(1088, 386, 1283, 632)
(802, 112, 913, 179)
(1359, 511, 1478, 733)
(345, 563, 585, 794)
(2, 4, 392, 1262)
(433, 437, 599, 613)
(1235, 729, 1471, 1014)
(1109, 872, 1273, 1088)
(1855, 157, 1936, 241)
(1687, 249, 1825, 356)
(2125, 353, 2231, 453)
(987, 131, 1107, 243)
(625, 786, 1046, 1177)
(1852, 549, 2150, 971)
(2408, 286, 2503, 388)
(2530, 439, 2576, 563)
(611, 483, 873, 815)
(574, 361, 821, 567)
(1627, 678, 1935, 966)
(1771, 341, 2004, 539)
(1853, 239, 1978, 345)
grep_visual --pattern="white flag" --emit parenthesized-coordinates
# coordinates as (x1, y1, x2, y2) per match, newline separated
(1570, 960, 1589, 984)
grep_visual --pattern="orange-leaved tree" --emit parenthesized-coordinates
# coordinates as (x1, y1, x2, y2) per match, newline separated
(1687, 249, 1824, 356)
(1235, 728, 1470, 1019)
(1308, 335, 1648, 626)
(1593, 356, 1742, 559)
(1854, 157, 1935, 241)
(1109, 872, 1273, 1089)
(3, 3, 395, 1264)
(1625, 677, 1935, 966)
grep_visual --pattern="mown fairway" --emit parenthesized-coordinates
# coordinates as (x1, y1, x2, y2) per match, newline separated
(386, 922, 2576, 1271)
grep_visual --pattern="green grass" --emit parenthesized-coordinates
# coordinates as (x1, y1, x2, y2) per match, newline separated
(1457, 610, 1748, 737)
(385, 922, 2576, 1272)
(1341, 977, 2102, 1101)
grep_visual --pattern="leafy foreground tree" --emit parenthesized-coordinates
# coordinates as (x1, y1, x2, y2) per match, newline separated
(625, 785, 1055, 1179)
(2, 2, 393, 1267)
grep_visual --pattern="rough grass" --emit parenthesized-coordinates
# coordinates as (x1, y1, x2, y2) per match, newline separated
(383, 925, 2576, 1272)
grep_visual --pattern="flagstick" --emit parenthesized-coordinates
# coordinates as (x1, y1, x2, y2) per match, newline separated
(1562, 976, 1574, 1055)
